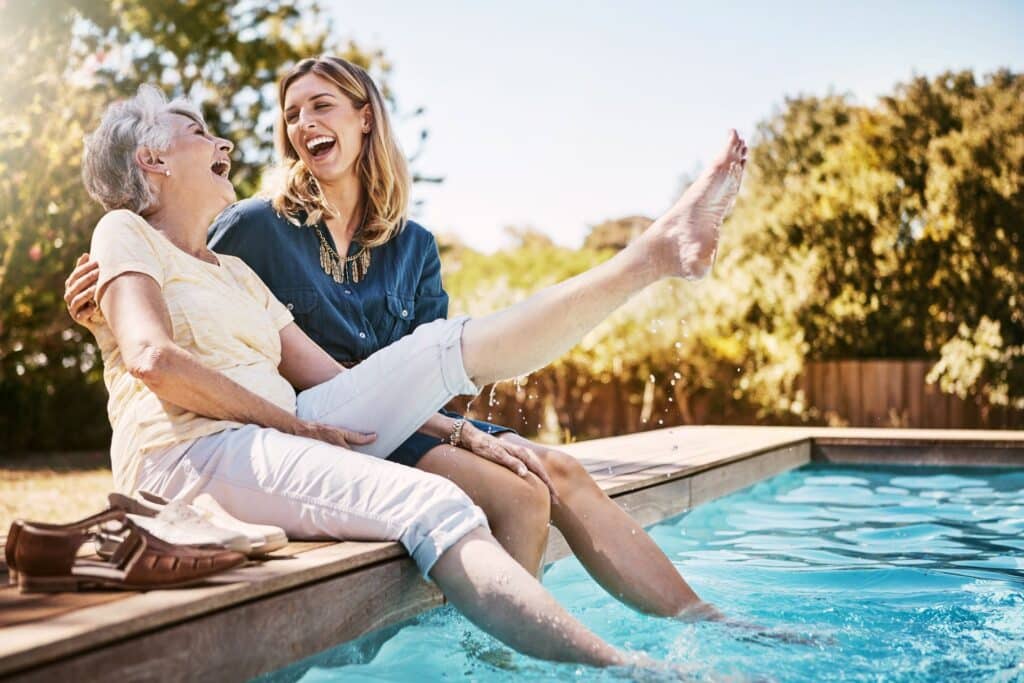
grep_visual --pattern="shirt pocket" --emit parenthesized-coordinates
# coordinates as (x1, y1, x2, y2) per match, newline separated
(277, 287, 321, 338)
(381, 291, 416, 344)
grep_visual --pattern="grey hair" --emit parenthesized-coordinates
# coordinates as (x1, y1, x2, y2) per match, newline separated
(82, 84, 205, 214)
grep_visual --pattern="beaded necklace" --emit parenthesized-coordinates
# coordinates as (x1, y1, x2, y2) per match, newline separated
(313, 205, 371, 284)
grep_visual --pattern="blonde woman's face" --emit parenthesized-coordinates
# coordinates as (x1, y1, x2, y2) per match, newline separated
(283, 73, 368, 185)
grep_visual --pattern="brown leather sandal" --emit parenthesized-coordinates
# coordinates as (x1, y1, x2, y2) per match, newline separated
(6, 508, 130, 585)
(6, 509, 246, 594)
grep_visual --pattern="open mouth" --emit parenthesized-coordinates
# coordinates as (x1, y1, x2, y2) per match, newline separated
(210, 159, 230, 178)
(305, 135, 337, 160)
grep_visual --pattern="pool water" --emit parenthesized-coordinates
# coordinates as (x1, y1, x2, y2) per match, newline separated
(257, 465, 1024, 682)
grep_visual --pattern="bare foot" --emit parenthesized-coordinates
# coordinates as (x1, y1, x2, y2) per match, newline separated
(642, 130, 748, 280)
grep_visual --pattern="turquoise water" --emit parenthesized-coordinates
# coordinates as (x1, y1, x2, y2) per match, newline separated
(258, 465, 1024, 682)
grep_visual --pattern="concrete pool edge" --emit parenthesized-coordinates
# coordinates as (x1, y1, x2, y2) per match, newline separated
(2, 427, 1022, 682)
(544, 439, 813, 564)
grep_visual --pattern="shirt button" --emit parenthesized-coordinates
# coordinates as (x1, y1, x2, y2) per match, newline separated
(359, 332, 366, 339)
(401, 309, 409, 317)
(286, 303, 294, 310)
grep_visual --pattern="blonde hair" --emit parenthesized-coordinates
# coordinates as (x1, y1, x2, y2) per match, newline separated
(270, 56, 409, 247)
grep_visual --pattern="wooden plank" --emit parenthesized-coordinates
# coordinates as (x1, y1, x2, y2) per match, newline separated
(823, 361, 841, 422)
(905, 360, 926, 428)
(839, 360, 863, 426)
(921, 372, 943, 428)
(0, 590, 127, 630)
(0, 541, 407, 676)
(813, 362, 827, 418)
(948, 389, 966, 429)
(858, 361, 881, 426)
(885, 361, 905, 426)
(0, 542, 337, 630)
(3, 552, 441, 683)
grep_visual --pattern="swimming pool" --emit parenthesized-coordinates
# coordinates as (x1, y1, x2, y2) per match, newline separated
(256, 464, 1024, 682)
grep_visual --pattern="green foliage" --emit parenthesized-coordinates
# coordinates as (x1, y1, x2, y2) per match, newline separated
(729, 70, 1022, 410)
(447, 70, 1023, 437)
(582, 215, 651, 251)
(0, 0, 388, 451)
(2, 14, 1019, 452)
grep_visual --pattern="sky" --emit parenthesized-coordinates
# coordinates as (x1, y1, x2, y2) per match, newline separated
(329, 1, 1024, 252)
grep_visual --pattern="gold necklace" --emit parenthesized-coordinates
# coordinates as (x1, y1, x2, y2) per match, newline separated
(314, 207, 372, 284)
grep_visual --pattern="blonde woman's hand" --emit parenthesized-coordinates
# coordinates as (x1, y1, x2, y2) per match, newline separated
(459, 423, 559, 503)
(296, 420, 377, 450)
(64, 253, 101, 326)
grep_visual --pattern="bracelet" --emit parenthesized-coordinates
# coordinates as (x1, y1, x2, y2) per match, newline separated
(449, 418, 466, 447)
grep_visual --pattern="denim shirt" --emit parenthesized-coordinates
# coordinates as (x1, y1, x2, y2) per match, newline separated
(208, 198, 449, 364)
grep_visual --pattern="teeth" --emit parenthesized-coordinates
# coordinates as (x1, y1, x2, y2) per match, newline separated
(306, 136, 335, 152)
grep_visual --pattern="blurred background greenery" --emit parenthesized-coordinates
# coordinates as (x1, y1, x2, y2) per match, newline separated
(1, 0, 1021, 455)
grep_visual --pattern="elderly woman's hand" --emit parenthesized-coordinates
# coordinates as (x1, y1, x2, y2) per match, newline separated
(64, 253, 101, 326)
(295, 419, 377, 450)
(459, 423, 559, 502)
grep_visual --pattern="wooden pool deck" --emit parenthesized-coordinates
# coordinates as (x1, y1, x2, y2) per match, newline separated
(2, 426, 1022, 682)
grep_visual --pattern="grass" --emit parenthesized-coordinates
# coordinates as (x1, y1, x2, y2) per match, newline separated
(0, 452, 113, 532)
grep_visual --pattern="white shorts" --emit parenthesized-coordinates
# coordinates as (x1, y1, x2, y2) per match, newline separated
(136, 317, 487, 576)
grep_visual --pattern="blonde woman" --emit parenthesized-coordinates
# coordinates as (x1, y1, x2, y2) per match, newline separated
(65, 57, 748, 622)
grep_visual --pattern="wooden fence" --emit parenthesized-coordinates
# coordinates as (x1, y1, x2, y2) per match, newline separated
(800, 359, 1023, 429)
(449, 359, 1022, 441)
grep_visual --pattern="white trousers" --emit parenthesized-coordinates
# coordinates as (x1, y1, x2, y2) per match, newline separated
(136, 317, 487, 576)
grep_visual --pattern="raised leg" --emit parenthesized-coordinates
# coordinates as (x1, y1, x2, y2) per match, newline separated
(417, 443, 551, 576)
(500, 434, 705, 617)
(461, 130, 747, 387)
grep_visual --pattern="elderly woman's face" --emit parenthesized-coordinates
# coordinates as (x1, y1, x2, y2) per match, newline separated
(156, 112, 235, 209)
(283, 73, 368, 186)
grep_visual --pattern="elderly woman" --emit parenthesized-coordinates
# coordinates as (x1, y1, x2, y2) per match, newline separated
(77, 85, 745, 664)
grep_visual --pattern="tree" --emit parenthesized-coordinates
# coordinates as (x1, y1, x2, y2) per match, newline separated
(583, 215, 652, 251)
(704, 70, 1023, 416)
(0, 0, 396, 451)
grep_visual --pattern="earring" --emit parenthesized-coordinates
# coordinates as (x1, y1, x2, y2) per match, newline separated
(164, 170, 171, 177)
